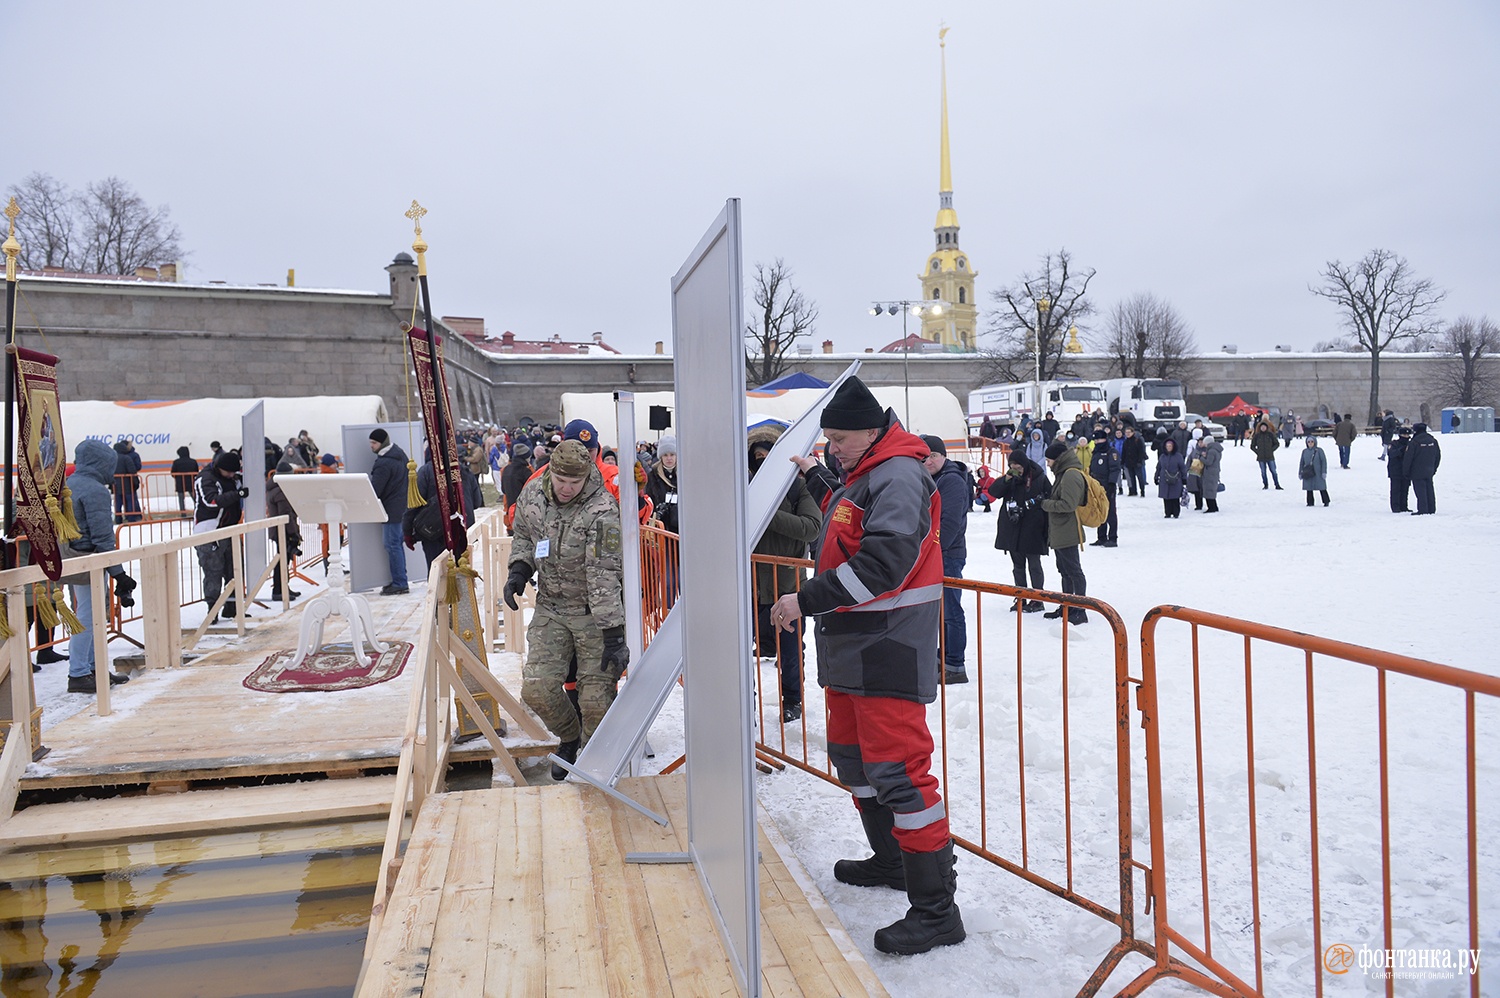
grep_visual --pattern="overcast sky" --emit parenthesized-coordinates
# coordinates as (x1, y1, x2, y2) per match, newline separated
(7, 1, 1497, 357)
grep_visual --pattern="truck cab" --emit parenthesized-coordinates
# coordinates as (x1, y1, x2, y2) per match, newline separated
(1103, 378, 1186, 434)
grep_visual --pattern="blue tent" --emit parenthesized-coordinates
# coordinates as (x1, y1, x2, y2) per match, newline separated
(754, 371, 830, 391)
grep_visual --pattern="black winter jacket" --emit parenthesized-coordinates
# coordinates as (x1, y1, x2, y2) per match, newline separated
(987, 459, 1051, 557)
(1402, 430, 1441, 479)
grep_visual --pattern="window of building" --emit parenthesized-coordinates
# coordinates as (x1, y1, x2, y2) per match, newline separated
(932, 288, 941, 300)
(958, 287, 966, 304)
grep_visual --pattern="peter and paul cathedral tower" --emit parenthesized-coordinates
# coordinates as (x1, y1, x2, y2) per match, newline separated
(920, 26, 978, 351)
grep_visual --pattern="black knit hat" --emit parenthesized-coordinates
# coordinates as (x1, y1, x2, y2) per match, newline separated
(1044, 441, 1068, 461)
(919, 434, 946, 457)
(820, 376, 886, 430)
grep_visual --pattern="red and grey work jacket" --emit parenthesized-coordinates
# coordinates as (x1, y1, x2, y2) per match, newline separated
(799, 413, 945, 704)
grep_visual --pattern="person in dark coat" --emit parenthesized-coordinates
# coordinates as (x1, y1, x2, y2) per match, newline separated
(1333, 414, 1358, 469)
(1402, 422, 1441, 514)
(1154, 438, 1187, 518)
(111, 439, 144, 523)
(1039, 411, 1060, 445)
(1197, 433, 1223, 514)
(170, 446, 199, 512)
(1380, 409, 1398, 460)
(1298, 436, 1330, 507)
(921, 435, 971, 685)
(1251, 420, 1283, 489)
(1120, 425, 1148, 496)
(1040, 441, 1090, 624)
(501, 443, 532, 519)
(749, 427, 822, 722)
(367, 428, 410, 595)
(987, 450, 1050, 610)
(266, 459, 303, 602)
(1387, 425, 1412, 512)
(1088, 429, 1121, 546)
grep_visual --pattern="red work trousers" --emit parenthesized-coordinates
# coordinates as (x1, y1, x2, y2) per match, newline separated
(825, 688, 949, 853)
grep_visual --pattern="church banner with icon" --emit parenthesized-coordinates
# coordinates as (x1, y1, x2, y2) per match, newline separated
(404, 328, 467, 557)
(10, 345, 79, 580)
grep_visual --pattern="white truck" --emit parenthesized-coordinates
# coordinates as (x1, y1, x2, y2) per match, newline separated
(1102, 378, 1187, 434)
(967, 379, 1107, 434)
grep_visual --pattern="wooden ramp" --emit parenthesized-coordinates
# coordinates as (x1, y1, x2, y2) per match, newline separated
(359, 774, 888, 998)
(21, 591, 553, 792)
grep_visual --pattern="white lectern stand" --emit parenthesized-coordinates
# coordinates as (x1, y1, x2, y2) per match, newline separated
(275, 473, 391, 668)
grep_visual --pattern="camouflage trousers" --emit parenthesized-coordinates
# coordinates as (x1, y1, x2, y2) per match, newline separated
(521, 610, 619, 745)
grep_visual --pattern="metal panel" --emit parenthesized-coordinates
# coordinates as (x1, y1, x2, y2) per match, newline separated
(240, 402, 267, 596)
(339, 422, 427, 593)
(672, 199, 757, 997)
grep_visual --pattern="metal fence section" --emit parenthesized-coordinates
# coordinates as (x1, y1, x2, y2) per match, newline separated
(1136, 605, 1498, 998)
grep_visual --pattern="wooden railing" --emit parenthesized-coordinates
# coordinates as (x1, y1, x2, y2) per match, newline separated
(0, 516, 289, 824)
(358, 508, 550, 984)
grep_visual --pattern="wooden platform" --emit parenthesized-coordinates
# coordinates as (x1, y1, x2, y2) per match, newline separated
(359, 774, 888, 998)
(21, 590, 553, 792)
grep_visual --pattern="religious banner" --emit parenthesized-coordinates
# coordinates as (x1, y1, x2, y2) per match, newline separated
(405, 327, 468, 558)
(9, 345, 79, 581)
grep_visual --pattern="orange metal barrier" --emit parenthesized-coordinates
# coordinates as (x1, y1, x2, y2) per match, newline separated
(638, 524, 679, 644)
(1135, 606, 1497, 998)
(743, 552, 1174, 996)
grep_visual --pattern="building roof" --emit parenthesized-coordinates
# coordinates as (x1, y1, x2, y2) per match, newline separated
(449, 326, 623, 356)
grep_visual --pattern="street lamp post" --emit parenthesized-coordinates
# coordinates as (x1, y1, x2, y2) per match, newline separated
(1034, 297, 1050, 424)
(870, 299, 949, 427)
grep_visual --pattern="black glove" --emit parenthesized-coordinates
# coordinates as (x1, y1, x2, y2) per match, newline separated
(501, 565, 533, 611)
(236, 486, 251, 499)
(113, 572, 138, 608)
(601, 625, 629, 675)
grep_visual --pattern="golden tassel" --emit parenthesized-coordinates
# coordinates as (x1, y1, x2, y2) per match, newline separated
(0, 594, 12, 641)
(54, 589, 85, 636)
(406, 460, 425, 508)
(46, 493, 82, 543)
(34, 585, 60, 629)
(59, 486, 83, 540)
(445, 553, 461, 606)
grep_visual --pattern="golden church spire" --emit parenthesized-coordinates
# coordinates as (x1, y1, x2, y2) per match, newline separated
(939, 26, 952, 199)
(920, 24, 978, 351)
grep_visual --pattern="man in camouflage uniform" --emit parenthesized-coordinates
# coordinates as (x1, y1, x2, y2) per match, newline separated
(502, 440, 627, 779)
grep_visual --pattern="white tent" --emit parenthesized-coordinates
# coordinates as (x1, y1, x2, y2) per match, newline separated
(61, 395, 388, 472)
(560, 385, 967, 450)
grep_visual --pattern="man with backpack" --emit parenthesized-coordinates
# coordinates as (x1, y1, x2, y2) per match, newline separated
(1087, 428, 1121, 548)
(1040, 440, 1090, 624)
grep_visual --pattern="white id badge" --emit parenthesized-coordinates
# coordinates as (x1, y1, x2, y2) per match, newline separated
(535, 539, 551, 559)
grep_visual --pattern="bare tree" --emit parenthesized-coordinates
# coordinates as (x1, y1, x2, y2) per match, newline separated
(1097, 292, 1202, 383)
(77, 176, 184, 275)
(1427, 316, 1500, 408)
(5, 172, 80, 269)
(744, 259, 818, 387)
(983, 249, 1096, 385)
(1310, 249, 1445, 425)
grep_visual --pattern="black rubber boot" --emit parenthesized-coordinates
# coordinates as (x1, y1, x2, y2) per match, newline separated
(873, 841, 966, 955)
(550, 738, 579, 781)
(833, 800, 905, 890)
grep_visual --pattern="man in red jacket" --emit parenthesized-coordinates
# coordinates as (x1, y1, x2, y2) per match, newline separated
(771, 376, 965, 956)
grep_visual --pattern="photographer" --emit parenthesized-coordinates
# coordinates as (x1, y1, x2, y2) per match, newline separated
(193, 450, 249, 620)
(986, 449, 1051, 612)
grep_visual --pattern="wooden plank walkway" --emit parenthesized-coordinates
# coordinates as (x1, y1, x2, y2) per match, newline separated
(359, 774, 888, 998)
(22, 590, 553, 792)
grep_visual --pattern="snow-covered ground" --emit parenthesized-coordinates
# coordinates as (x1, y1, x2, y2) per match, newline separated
(30, 435, 1496, 996)
(630, 432, 1499, 998)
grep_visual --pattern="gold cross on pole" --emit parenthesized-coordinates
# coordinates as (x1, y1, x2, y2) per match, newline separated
(405, 200, 429, 273)
(3, 197, 21, 280)
(405, 199, 427, 238)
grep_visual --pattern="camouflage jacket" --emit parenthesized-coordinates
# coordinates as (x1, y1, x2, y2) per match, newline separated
(509, 463, 625, 629)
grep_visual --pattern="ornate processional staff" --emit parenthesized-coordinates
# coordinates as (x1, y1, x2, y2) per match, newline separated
(402, 201, 467, 560)
(3, 198, 20, 562)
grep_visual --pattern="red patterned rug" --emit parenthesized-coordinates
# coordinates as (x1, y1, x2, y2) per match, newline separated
(243, 641, 414, 693)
